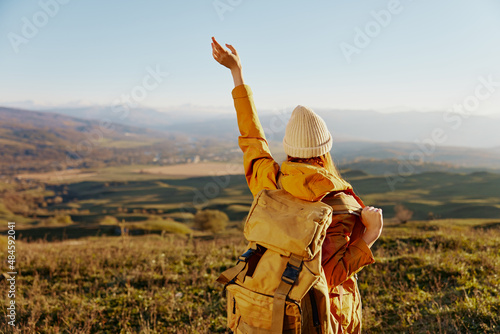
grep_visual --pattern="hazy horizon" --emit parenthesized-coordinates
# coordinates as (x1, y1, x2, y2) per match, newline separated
(2, 100, 500, 119)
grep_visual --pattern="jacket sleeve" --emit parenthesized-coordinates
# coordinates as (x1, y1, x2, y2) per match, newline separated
(321, 221, 375, 287)
(232, 84, 280, 197)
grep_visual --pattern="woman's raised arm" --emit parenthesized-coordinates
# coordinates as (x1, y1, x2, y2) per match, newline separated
(210, 37, 280, 196)
(211, 37, 244, 87)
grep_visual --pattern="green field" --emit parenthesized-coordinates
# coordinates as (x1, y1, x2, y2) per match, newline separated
(2, 166, 500, 241)
(1, 218, 498, 333)
(1, 166, 500, 332)
(39, 168, 500, 227)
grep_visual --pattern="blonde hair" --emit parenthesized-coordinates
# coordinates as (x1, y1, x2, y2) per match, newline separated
(286, 152, 343, 179)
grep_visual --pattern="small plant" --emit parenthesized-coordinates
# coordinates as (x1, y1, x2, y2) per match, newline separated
(42, 214, 73, 226)
(99, 215, 119, 225)
(194, 209, 229, 234)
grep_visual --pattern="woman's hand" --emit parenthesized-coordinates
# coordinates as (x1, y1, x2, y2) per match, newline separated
(360, 206, 383, 248)
(211, 37, 241, 70)
(211, 37, 244, 87)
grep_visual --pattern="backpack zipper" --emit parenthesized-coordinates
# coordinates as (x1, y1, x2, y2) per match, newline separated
(308, 290, 321, 332)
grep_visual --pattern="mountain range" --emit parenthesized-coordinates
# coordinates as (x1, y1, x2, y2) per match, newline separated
(1, 104, 499, 174)
(25, 105, 500, 148)
(0, 107, 179, 174)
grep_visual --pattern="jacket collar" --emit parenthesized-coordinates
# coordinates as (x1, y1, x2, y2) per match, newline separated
(278, 161, 353, 202)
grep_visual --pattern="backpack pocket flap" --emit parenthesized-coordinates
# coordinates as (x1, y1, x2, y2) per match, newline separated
(244, 189, 332, 260)
(227, 284, 302, 332)
(237, 250, 320, 302)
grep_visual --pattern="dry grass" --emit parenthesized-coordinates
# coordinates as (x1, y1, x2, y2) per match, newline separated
(15, 169, 98, 182)
(14, 162, 244, 184)
(1, 233, 245, 333)
(135, 163, 244, 177)
(0, 220, 498, 333)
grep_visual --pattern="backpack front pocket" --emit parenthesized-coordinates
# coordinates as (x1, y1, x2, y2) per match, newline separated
(226, 284, 302, 333)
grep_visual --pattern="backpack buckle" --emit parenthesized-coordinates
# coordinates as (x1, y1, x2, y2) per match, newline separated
(237, 248, 256, 263)
(281, 262, 301, 285)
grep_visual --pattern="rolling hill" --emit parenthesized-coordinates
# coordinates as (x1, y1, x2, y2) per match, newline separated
(13, 104, 500, 148)
(2, 105, 499, 175)
(0, 107, 180, 174)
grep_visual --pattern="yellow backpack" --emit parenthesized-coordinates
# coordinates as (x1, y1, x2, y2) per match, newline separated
(216, 188, 335, 333)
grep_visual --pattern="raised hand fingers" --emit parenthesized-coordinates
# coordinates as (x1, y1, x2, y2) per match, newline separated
(211, 45, 218, 60)
(226, 44, 238, 55)
(211, 37, 241, 71)
(211, 42, 224, 63)
(212, 45, 220, 57)
(211, 37, 227, 54)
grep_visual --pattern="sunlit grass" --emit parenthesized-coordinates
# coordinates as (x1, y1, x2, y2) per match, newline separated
(0, 219, 498, 333)
(1, 234, 243, 333)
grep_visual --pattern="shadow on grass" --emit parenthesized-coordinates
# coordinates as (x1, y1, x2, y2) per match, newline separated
(15, 224, 222, 242)
(473, 221, 500, 230)
(17, 223, 117, 242)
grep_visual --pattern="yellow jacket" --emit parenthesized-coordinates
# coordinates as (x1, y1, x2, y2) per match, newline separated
(232, 84, 375, 333)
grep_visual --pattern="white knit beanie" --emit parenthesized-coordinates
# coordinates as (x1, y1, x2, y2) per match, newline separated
(283, 105, 332, 159)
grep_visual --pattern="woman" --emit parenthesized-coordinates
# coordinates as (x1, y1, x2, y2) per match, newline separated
(211, 37, 383, 333)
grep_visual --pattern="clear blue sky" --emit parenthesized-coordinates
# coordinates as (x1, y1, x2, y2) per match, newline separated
(1, 0, 499, 115)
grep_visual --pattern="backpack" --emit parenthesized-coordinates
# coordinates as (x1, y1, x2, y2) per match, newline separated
(216, 188, 335, 333)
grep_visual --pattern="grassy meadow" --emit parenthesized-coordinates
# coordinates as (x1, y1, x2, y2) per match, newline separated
(1, 165, 500, 333)
(6, 165, 500, 233)
(0, 219, 499, 333)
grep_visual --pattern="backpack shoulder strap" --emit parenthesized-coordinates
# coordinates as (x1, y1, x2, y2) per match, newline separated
(322, 191, 362, 216)
(276, 169, 284, 190)
(323, 191, 366, 242)
(271, 253, 303, 334)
